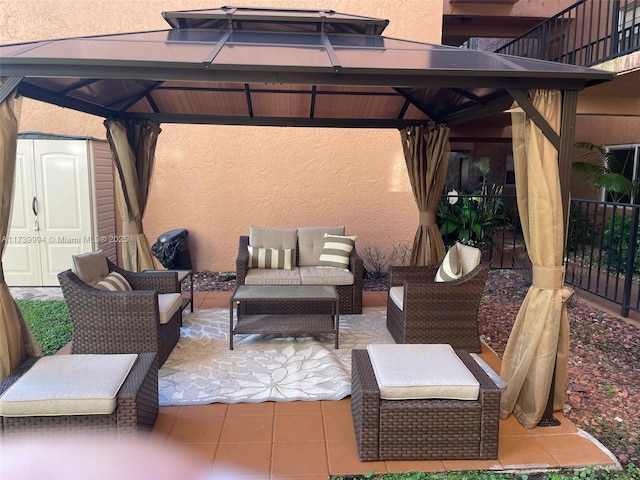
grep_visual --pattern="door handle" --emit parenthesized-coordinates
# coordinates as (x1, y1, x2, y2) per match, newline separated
(32, 196, 38, 216)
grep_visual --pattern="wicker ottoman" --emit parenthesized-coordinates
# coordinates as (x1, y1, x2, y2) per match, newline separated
(0, 352, 158, 439)
(350, 347, 500, 461)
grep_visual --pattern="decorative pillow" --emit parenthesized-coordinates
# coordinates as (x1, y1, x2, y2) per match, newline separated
(457, 242, 482, 275)
(71, 250, 109, 286)
(434, 244, 463, 282)
(317, 234, 357, 270)
(95, 271, 132, 291)
(247, 246, 293, 270)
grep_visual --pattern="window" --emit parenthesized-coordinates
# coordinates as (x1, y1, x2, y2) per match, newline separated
(617, 3, 640, 52)
(604, 144, 640, 204)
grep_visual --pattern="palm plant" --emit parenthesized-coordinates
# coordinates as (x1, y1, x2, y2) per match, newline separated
(572, 142, 637, 203)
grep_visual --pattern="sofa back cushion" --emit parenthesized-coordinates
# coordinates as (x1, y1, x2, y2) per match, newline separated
(249, 226, 298, 251)
(71, 250, 109, 286)
(297, 226, 345, 266)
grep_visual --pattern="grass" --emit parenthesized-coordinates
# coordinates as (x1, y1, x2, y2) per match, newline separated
(332, 463, 640, 479)
(16, 299, 72, 356)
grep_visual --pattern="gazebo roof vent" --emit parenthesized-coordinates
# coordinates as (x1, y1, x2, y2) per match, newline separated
(161, 6, 390, 35)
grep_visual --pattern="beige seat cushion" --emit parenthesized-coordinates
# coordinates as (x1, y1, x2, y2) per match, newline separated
(71, 250, 109, 286)
(158, 293, 183, 324)
(366, 344, 479, 401)
(389, 286, 404, 310)
(297, 226, 345, 266)
(0, 354, 138, 417)
(299, 266, 354, 286)
(245, 267, 302, 285)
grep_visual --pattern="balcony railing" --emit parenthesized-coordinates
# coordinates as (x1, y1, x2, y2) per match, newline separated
(494, 0, 640, 67)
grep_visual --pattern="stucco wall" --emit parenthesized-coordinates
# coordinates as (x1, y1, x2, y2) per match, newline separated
(2, 0, 443, 272)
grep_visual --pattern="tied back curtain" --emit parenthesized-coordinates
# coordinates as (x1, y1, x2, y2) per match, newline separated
(0, 80, 41, 381)
(400, 125, 450, 266)
(105, 119, 161, 272)
(500, 89, 571, 428)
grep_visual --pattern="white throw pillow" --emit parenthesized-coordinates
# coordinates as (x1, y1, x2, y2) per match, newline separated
(434, 244, 463, 282)
(435, 242, 482, 281)
(317, 234, 357, 270)
(457, 242, 482, 275)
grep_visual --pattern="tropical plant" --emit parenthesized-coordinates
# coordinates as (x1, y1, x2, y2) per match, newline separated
(572, 142, 637, 203)
(437, 160, 507, 250)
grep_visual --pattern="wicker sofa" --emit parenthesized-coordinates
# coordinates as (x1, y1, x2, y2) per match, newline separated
(236, 226, 363, 315)
(58, 250, 183, 365)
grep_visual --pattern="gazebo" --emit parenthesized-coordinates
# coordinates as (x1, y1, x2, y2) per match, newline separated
(0, 6, 615, 428)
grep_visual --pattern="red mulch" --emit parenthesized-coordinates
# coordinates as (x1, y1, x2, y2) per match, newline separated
(478, 269, 640, 467)
(190, 269, 640, 465)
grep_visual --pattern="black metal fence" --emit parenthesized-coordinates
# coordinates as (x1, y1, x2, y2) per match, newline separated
(438, 194, 640, 317)
(494, 0, 640, 67)
(565, 198, 640, 316)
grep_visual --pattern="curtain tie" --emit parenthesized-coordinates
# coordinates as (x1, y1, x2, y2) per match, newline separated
(418, 211, 435, 225)
(124, 219, 143, 235)
(532, 265, 564, 290)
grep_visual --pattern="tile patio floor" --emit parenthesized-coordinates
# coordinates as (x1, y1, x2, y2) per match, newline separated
(10, 288, 621, 479)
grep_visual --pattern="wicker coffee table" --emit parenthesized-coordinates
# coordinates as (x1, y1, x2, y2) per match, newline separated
(229, 285, 339, 349)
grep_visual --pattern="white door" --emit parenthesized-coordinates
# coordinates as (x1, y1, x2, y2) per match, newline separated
(3, 140, 40, 285)
(4, 139, 94, 286)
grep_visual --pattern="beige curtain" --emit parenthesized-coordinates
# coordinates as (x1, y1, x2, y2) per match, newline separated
(105, 119, 161, 272)
(400, 125, 451, 266)
(500, 89, 571, 428)
(0, 79, 41, 381)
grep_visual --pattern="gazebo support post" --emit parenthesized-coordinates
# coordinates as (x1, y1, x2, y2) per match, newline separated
(537, 89, 578, 428)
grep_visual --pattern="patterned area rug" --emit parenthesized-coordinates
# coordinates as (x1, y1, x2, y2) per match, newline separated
(159, 307, 394, 405)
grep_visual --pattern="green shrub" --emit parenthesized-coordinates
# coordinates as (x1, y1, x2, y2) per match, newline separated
(601, 212, 640, 275)
(16, 300, 72, 356)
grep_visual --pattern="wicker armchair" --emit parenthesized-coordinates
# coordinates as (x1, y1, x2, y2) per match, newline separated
(386, 263, 489, 353)
(58, 254, 182, 365)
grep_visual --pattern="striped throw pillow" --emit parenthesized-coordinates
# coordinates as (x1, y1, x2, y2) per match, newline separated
(95, 271, 132, 291)
(318, 234, 357, 270)
(247, 246, 293, 270)
(434, 244, 463, 282)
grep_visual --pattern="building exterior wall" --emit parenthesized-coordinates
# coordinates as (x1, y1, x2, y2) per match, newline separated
(572, 115, 640, 200)
(442, 0, 577, 17)
(1, 0, 443, 272)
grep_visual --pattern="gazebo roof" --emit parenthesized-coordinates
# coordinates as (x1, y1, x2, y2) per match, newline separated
(0, 6, 615, 128)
